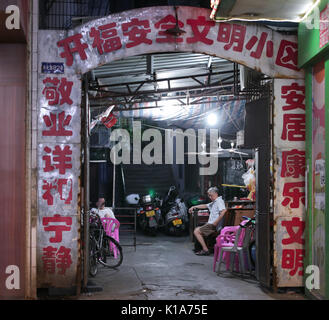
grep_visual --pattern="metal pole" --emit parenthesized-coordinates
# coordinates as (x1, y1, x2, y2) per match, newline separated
(83, 75, 90, 289)
(134, 208, 137, 251)
(112, 153, 116, 209)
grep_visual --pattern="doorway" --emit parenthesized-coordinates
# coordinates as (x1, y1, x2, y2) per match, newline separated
(81, 51, 273, 295)
(35, 4, 304, 295)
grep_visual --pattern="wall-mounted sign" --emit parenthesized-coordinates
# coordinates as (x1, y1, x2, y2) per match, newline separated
(311, 61, 326, 297)
(41, 62, 65, 74)
(49, 6, 303, 79)
(320, 4, 329, 48)
(273, 79, 306, 287)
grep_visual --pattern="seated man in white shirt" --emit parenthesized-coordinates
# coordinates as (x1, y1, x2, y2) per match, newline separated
(92, 197, 116, 219)
(189, 187, 227, 256)
(91, 197, 117, 233)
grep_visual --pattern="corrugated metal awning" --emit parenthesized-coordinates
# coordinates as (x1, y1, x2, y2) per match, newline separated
(92, 52, 233, 95)
(210, 0, 318, 22)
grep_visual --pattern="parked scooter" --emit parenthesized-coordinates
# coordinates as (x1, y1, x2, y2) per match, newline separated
(161, 186, 188, 236)
(185, 194, 208, 209)
(127, 192, 162, 236)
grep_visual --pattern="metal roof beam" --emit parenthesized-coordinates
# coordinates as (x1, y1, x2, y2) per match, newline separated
(91, 70, 236, 90)
(90, 83, 234, 100)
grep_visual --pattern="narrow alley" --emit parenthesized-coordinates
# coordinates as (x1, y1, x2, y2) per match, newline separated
(79, 232, 305, 301)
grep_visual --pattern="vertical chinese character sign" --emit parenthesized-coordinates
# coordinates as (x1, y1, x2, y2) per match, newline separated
(311, 61, 326, 297)
(37, 33, 81, 287)
(273, 79, 306, 287)
(320, 4, 329, 49)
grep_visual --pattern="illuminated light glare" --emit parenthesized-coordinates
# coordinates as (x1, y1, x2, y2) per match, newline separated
(158, 99, 183, 118)
(207, 113, 218, 126)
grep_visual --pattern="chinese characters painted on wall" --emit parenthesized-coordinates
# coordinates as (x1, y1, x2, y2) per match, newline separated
(55, 9, 301, 78)
(37, 71, 80, 283)
(274, 79, 306, 287)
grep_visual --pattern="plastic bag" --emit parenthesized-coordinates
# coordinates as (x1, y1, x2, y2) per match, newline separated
(242, 168, 256, 200)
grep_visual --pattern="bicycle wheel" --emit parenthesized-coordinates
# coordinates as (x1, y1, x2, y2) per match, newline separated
(89, 236, 98, 277)
(249, 240, 256, 268)
(98, 235, 123, 268)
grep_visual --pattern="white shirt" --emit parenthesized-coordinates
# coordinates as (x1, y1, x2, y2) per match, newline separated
(207, 196, 226, 229)
(96, 207, 116, 219)
(92, 207, 117, 232)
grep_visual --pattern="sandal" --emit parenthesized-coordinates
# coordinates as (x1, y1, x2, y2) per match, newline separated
(195, 250, 210, 256)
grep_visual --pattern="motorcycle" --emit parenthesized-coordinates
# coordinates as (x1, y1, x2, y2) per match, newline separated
(161, 186, 188, 236)
(185, 193, 208, 208)
(136, 193, 162, 236)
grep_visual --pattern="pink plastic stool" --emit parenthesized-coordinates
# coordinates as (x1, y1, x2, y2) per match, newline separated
(101, 218, 120, 258)
(213, 222, 247, 272)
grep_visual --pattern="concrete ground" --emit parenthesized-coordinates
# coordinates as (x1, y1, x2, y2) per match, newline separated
(79, 231, 306, 300)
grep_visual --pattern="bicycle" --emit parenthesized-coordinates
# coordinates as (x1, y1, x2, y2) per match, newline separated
(239, 216, 256, 269)
(89, 212, 123, 277)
